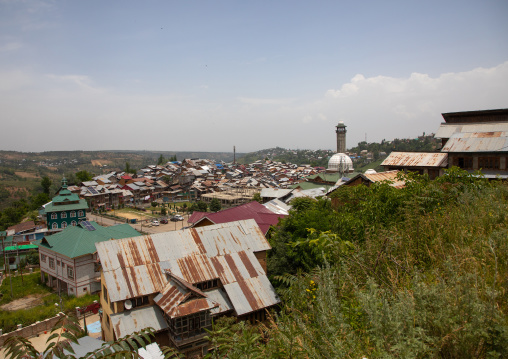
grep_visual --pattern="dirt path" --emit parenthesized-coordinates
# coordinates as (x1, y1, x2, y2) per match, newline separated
(0, 293, 50, 311)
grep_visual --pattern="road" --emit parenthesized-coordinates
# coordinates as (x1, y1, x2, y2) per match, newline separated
(87, 213, 190, 234)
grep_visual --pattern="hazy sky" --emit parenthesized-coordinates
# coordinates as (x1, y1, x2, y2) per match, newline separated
(1, 0, 507, 153)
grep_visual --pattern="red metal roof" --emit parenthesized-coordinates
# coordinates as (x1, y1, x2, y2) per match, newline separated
(190, 201, 285, 235)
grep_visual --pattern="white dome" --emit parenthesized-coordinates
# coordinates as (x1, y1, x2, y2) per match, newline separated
(364, 169, 377, 174)
(327, 153, 354, 172)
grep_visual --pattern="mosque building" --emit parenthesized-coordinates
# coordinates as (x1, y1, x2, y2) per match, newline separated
(327, 121, 354, 174)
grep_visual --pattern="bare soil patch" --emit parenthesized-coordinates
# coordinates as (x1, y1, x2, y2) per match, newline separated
(15, 171, 39, 179)
(0, 294, 50, 311)
(91, 160, 113, 166)
(116, 211, 152, 221)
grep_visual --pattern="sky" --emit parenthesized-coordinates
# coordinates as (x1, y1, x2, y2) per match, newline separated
(1, 0, 507, 153)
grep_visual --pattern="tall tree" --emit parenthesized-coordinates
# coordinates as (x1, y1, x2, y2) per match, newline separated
(210, 198, 222, 212)
(75, 170, 93, 183)
(41, 176, 52, 195)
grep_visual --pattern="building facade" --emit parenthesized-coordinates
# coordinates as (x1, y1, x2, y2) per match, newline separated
(38, 221, 140, 297)
(44, 177, 88, 230)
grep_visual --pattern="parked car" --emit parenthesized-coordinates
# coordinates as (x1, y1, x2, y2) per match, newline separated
(160, 219, 168, 224)
(170, 217, 179, 222)
(174, 214, 184, 221)
(152, 220, 159, 226)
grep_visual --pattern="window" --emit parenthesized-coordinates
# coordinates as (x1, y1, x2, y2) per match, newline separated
(49, 258, 55, 269)
(454, 157, 473, 169)
(71, 220, 77, 226)
(41, 254, 46, 262)
(61, 222, 67, 229)
(61, 212, 67, 219)
(78, 210, 84, 217)
(67, 266, 74, 279)
(195, 279, 219, 291)
(103, 285, 108, 303)
(478, 157, 500, 170)
(70, 211, 76, 218)
(57, 260, 60, 266)
(51, 213, 57, 220)
(52, 223, 58, 229)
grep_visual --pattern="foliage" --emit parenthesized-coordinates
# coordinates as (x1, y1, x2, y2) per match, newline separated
(41, 176, 52, 195)
(0, 271, 100, 332)
(205, 317, 264, 359)
(252, 193, 262, 204)
(75, 170, 93, 183)
(210, 198, 222, 212)
(124, 162, 136, 174)
(214, 168, 508, 358)
(196, 201, 208, 212)
(151, 201, 158, 208)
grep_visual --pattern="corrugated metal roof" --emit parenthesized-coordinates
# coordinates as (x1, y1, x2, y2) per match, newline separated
(190, 201, 285, 235)
(435, 122, 508, 138)
(364, 170, 406, 188)
(441, 132, 508, 152)
(381, 152, 448, 167)
(207, 288, 234, 315)
(110, 305, 168, 338)
(96, 219, 280, 318)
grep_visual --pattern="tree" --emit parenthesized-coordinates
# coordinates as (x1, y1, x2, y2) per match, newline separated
(75, 170, 93, 183)
(151, 201, 158, 208)
(157, 154, 166, 165)
(252, 193, 262, 204)
(41, 176, 52, 195)
(197, 201, 208, 212)
(125, 162, 136, 174)
(210, 198, 221, 212)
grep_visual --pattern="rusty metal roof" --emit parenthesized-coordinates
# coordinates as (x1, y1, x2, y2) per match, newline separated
(110, 305, 168, 339)
(207, 288, 234, 315)
(381, 152, 448, 168)
(96, 219, 280, 319)
(441, 132, 508, 152)
(364, 170, 406, 188)
(435, 122, 508, 139)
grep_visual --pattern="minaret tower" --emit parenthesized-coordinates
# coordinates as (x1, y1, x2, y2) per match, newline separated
(335, 121, 347, 153)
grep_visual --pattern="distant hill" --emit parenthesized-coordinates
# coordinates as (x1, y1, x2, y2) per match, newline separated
(237, 135, 441, 167)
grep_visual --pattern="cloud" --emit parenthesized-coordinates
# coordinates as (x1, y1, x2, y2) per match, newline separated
(0, 61, 507, 152)
(0, 42, 23, 52)
(315, 61, 508, 145)
(237, 97, 295, 105)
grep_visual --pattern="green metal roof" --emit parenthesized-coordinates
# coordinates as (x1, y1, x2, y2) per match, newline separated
(5, 244, 38, 251)
(44, 199, 89, 213)
(38, 221, 141, 258)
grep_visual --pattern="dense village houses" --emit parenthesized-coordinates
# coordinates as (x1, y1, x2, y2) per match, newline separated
(37, 221, 140, 296)
(96, 220, 280, 357)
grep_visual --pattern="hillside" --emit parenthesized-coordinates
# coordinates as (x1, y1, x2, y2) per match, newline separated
(204, 169, 508, 358)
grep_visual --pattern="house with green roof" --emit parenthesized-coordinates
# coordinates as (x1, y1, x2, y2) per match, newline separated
(44, 177, 89, 231)
(38, 221, 140, 297)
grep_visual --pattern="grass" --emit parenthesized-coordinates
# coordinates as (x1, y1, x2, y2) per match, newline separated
(0, 270, 46, 305)
(0, 271, 99, 333)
